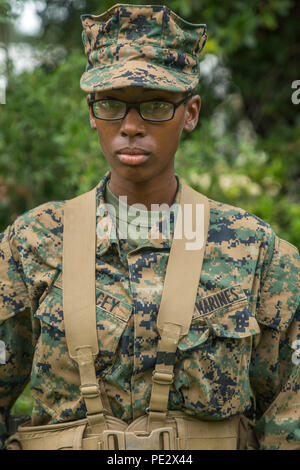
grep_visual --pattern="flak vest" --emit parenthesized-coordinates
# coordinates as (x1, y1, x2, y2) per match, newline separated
(6, 183, 258, 450)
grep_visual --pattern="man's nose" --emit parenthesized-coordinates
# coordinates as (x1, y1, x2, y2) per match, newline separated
(119, 107, 146, 137)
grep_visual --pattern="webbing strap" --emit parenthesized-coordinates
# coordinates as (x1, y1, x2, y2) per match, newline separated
(63, 187, 105, 420)
(157, 183, 210, 337)
(63, 188, 98, 357)
(148, 323, 181, 430)
(148, 183, 210, 427)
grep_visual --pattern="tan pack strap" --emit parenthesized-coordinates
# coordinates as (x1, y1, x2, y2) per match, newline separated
(149, 183, 210, 427)
(148, 323, 181, 432)
(63, 187, 98, 358)
(63, 188, 106, 420)
(77, 347, 105, 418)
(148, 323, 180, 413)
(156, 183, 210, 337)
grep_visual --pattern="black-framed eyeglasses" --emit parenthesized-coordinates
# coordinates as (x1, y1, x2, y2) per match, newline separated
(88, 94, 192, 122)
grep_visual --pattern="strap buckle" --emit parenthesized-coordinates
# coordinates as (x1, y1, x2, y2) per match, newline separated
(152, 370, 174, 385)
(79, 383, 100, 399)
(102, 427, 176, 450)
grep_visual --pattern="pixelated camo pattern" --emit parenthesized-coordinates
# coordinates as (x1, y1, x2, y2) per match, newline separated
(0, 172, 300, 449)
(80, 4, 207, 93)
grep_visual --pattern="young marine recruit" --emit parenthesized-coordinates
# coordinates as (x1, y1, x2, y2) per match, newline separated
(0, 3, 300, 450)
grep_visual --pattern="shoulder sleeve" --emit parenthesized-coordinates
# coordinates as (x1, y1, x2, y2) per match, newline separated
(257, 236, 299, 330)
(0, 225, 31, 322)
(0, 225, 33, 448)
(251, 235, 300, 449)
(0, 201, 64, 447)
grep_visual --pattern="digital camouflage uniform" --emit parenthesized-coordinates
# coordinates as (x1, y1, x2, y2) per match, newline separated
(1, 3, 300, 450)
(1, 172, 300, 449)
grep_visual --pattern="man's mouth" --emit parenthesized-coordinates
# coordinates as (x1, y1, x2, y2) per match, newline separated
(116, 147, 151, 166)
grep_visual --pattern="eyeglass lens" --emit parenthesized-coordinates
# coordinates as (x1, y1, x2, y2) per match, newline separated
(92, 99, 174, 121)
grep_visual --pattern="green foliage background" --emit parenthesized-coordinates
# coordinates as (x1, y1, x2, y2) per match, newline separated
(0, 0, 299, 417)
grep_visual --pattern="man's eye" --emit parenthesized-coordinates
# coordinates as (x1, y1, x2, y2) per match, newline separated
(148, 101, 169, 109)
(100, 100, 122, 108)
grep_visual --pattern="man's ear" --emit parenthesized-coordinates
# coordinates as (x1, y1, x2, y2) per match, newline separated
(87, 94, 97, 130)
(183, 95, 201, 132)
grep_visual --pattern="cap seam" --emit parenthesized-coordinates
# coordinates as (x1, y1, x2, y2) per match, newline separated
(89, 43, 198, 61)
(82, 62, 200, 77)
(160, 5, 167, 50)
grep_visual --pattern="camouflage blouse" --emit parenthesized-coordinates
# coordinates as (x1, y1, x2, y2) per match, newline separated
(0, 172, 299, 449)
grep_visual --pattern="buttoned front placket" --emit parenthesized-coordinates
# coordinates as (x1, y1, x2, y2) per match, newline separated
(94, 173, 181, 422)
(94, 175, 134, 421)
(126, 210, 179, 420)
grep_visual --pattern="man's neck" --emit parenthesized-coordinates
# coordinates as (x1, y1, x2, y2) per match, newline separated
(108, 172, 178, 210)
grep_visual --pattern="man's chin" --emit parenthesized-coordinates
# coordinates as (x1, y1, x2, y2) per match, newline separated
(109, 164, 161, 186)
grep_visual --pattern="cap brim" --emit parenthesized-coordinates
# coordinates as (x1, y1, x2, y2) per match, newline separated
(80, 60, 199, 93)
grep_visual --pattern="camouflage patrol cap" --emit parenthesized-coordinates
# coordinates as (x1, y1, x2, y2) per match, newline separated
(80, 3, 207, 93)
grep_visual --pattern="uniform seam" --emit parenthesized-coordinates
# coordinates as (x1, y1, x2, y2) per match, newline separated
(5, 225, 30, 302)
(265, 230, 276, 272)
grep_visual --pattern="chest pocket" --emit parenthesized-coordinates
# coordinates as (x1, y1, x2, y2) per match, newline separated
(172, 285, 260, 419)
(33, 279, 132, 372)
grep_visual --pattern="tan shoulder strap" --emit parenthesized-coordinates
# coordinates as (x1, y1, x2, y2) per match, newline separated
(63, 187, 98, 358)
(157, 182, 210, 337)
(148, 183, 210, 430)
(63, 187, 106, 427)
